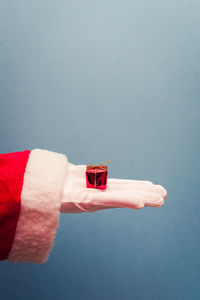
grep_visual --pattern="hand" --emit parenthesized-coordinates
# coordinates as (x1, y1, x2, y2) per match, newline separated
(60, 163, 167, 213)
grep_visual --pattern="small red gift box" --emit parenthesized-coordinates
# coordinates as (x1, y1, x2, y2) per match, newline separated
(86, 161, 112, 190)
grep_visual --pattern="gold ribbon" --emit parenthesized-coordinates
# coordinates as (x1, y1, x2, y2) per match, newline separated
(86, 160, 113, 170)
(86, 160, 112, 188)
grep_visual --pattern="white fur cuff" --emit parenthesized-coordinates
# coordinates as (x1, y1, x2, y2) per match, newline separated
(8, 149, 68, 264)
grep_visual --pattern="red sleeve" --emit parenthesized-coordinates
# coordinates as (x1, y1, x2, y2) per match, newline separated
(0, 150, 31, 260)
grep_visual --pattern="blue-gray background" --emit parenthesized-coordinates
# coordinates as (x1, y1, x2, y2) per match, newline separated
(0, 1, 199, 299)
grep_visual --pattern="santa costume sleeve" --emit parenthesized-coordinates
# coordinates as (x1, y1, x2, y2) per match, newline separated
(0, 148, 68, 264)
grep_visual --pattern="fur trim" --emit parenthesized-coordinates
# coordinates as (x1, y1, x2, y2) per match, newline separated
(7, 149, 68, 264)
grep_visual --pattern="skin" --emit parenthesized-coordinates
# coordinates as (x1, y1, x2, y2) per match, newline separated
(60, 163, 167, 213)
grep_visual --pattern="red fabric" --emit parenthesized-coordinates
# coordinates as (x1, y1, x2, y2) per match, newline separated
(0, 150, 30, 260)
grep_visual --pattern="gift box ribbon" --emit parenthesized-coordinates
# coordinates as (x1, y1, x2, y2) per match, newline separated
(86, 160, 113, 170)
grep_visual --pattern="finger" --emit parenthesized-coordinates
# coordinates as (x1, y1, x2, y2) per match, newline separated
(108, 178, 154, 185)
(88, 190, 165, 209)
(145, 196, 165, 207)
(107, 180, 167, 199)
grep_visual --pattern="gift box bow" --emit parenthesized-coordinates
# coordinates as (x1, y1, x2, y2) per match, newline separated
(86, 160, 112, 170)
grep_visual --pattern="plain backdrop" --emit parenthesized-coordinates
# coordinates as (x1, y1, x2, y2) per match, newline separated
(0, 1, 200, 299)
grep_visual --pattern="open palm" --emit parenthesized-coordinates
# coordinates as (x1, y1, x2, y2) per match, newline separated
(60, 163, 167, 213)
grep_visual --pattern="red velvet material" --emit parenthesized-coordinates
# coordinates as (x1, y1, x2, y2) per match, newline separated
(0, 150, 30, 260)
